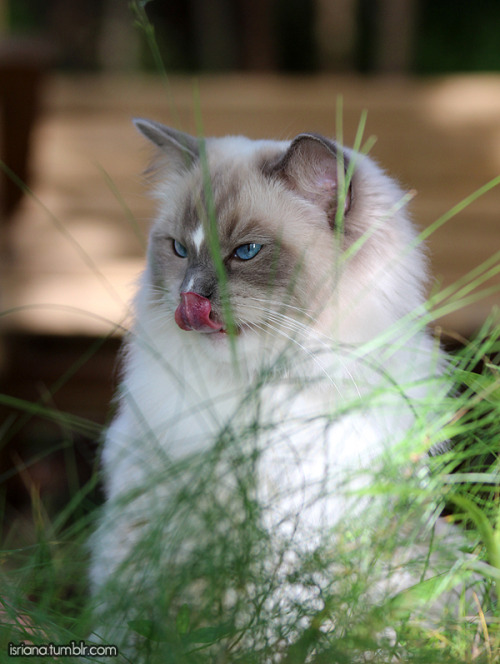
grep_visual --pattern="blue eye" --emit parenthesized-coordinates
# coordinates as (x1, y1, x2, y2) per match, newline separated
(234, 243, 262, 261)
(173, 239, 187, 258)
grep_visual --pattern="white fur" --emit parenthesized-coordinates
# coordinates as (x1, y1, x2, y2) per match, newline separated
(191, 224, 205, 253)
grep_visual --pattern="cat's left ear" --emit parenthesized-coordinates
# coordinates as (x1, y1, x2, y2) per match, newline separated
(271, 133, 351, 228)
(133, 118, 199, 172)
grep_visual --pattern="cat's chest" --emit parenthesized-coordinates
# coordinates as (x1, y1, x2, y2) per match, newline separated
(105, 332, 402, 510)
(124, 331, 383, 455)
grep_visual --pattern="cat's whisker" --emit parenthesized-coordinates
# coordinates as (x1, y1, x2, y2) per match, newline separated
(246, 318, 348, 397)
(243, 299, 313, 332)
(252, 310, 311, 340)
(244, 301, 334, 349)
(244, 295, 315, 322)
(243, 302, 363, 398)
(244, 295, 341, 343)
(244, 296, 333, 340)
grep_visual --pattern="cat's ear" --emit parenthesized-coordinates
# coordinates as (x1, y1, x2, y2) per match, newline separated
(133, 118, 199, 171)
(272, 133, 351, 227)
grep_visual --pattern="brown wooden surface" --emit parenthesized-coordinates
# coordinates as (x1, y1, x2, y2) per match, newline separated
(2, 73, 500, 337)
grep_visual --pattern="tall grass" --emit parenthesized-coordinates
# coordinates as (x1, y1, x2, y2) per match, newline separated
(2, 301, 498, 663)
(1, 4, 499, 662)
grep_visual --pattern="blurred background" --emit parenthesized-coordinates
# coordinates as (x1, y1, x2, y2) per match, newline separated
(1, 0, 499, 539)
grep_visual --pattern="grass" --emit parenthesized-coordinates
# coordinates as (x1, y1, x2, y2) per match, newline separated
(1, 170, 498, 664)
(0, 6, 499, 662)
(3, 330, 499, 663)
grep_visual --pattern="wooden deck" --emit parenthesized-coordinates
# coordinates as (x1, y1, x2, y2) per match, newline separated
(3, 73, 500, 338)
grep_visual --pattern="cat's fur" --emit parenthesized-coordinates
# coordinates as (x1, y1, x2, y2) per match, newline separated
(89, 121, 467, 656)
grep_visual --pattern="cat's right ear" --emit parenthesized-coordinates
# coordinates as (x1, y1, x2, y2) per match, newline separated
(267, 133, 351, 229)
(133, 119, 199, 172)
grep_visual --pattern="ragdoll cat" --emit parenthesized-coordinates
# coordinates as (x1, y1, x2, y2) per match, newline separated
(89, 120, 472, 659)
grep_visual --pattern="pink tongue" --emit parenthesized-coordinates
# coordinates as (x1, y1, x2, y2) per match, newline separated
(175, 292, 223, 333)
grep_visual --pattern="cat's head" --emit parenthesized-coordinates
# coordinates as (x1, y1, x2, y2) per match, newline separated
(135, 119, 427, 364)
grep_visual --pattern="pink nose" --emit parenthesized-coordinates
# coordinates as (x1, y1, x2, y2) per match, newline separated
(175, 292, 223, 333)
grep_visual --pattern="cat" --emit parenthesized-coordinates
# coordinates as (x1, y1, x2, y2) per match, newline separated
(88, 120, 472, 659)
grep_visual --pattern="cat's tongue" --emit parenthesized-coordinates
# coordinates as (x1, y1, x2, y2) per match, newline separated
(175, 292, 224, 333)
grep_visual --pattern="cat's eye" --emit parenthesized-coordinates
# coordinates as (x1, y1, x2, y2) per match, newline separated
(234, 243, 262, 261)
(173, 239, 188, 258)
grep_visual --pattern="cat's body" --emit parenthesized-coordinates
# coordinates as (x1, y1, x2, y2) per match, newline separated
(89, 123, 462, 657)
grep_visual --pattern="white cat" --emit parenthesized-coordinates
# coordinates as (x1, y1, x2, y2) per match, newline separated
(89, 121, 471, 659)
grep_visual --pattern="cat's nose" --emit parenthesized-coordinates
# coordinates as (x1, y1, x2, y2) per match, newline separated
(175, 292, 224, 333)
